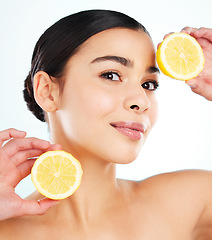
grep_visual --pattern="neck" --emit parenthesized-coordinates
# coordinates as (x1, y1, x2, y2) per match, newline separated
(68, 159, 118, 222)
(49, 131, 120, 224)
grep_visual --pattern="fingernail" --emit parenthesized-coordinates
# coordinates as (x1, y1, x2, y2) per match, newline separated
(189, 85, 197, 89)
(54, 144, 63, 149)
(41, 141, 51, 147)
(53, 201, 60, 205)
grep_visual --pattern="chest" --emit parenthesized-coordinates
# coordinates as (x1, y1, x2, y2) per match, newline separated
(15, 212, 191, 240)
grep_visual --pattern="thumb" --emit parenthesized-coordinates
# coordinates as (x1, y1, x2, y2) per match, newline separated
(185, 78, 197, 89)
(185, 78, 212, 100)
(17, 198, 59, 217)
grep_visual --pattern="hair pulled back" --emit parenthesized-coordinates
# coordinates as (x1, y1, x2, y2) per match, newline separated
(23, 9, 149, 122)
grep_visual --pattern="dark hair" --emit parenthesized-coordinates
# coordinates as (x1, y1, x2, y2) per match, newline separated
(23, 9, 150, 122)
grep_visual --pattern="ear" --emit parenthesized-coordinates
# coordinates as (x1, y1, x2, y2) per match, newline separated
(33, 71, 60, 112)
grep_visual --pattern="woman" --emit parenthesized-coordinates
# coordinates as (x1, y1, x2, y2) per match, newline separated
(0, 10, 212, 239)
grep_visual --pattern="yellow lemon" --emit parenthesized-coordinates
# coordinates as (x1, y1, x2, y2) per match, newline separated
(31, 150, 83, 200)
(156, 32, 205, 80)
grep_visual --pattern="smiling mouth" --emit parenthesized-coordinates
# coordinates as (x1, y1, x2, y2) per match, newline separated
(110, 121, 146, 141)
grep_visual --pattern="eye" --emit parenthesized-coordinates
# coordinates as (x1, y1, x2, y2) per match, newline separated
(142, 80, 159, 91)
(100, 71, 121, 81)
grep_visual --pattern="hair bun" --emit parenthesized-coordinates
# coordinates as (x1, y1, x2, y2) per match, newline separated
(23, 72, 45, 122)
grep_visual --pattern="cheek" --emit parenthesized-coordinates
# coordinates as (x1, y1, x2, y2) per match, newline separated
(63, 84, 116, 124)
(149, 95, 159, 127)
(80, 87, 116, 120)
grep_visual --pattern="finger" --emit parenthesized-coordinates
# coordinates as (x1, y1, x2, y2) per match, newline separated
(47, 144, 63, 151)
(11, 149, 45, 166)
(2, 138, 51, 158)
(17, 198, 59, 217)
(163, 32, 174, 40)
(14, 145, 63, 184)
(193, 27, 212, 42)
(11, 144, 62, 181)
(181, 27, 198, 36)
(0, 129, 26, 147)
(157, 32, 175, 49)
(181, 27, 211, 48)
(196, 37, 211, 49)
(12, 144, 63, 166)
(1, 158, 36, 187)
(185, 78, 212, 100)
(157, 42, 161, 49)
(185, 78, 197, 89)
(16, 159, 36, 184)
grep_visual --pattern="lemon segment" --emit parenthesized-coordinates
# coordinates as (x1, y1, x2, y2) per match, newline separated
(31, 150, 83, 200)
(156, 33, 205, 80)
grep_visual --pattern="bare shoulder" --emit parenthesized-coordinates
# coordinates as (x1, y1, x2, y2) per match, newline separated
(134, 170, 212, 237)
(135, 169, 212, 193)
(116, 170, 212, 238)
(134, 169, 212, 205)
(119, 169, 212, 199)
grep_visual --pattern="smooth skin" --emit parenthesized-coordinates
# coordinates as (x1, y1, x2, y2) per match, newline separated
(0, 27, 212, 239)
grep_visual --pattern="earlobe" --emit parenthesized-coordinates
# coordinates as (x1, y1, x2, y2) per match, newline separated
(33, 71, 59, 112)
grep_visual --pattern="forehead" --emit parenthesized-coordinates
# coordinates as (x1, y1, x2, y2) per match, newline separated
(72, 28, 155, 65)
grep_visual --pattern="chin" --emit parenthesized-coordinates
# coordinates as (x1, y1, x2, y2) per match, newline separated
(114, 140, 145, 165)
(110, 148, 140, 165)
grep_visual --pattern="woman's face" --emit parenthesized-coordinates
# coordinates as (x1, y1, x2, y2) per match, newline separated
(55, 28, 159, 164)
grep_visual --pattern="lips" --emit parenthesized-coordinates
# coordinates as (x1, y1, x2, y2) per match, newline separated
(110, 121, 146, 141)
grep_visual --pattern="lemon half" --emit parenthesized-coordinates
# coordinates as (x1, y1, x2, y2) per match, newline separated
(156, 32, 205, 80)
(31, 150, 83, 200)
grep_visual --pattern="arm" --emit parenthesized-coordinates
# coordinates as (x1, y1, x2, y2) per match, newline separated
(0, 128, 61, 220)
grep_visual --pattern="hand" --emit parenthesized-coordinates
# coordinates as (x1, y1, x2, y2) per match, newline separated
(158, 27, 212, 101)
(181, 27, 212, 101)
(0, 128, 62, 220)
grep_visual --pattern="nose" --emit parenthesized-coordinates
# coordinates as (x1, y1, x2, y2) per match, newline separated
(123, 87, 150, 113)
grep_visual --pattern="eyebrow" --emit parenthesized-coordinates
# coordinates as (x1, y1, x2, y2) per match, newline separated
(147, 66, 160, 74)
(91, 55, 133, 67)
(91, 55, 160, 74)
